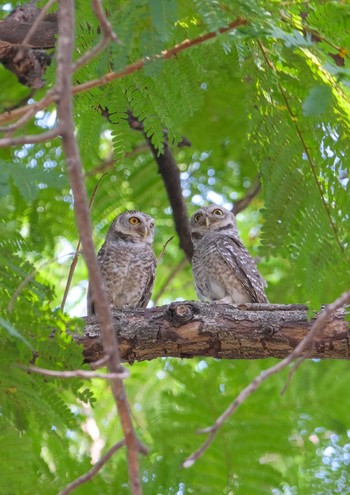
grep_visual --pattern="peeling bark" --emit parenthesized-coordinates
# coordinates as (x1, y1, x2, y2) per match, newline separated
(77, 302, 350, 365)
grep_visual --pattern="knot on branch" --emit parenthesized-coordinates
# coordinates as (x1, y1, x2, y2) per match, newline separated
(165, 302, 200, 327)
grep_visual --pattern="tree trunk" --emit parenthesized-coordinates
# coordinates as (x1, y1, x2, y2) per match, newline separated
(77, 302, 350, 365)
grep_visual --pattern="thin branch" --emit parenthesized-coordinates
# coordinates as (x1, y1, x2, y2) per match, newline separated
(24, 365, 129, 380)
(0, 92, 55, 134)
(257, 40, 346, 257)
(72, 0, 121, 72)
(85, 144, 149, 177)
(0, 127, 60, 147)
(156, 236, 174, 264)
(183, 290, 350, 468)
(91, 0, 119, 40)
(58, 439, 126, 495)
(61, 173, 108, 312)
(232, 177, 261, 215)
(153, 258, 188, 305)
(56, 3, 145, 494)
(8, 252, 75, 313)
(0, 17, 247, 126)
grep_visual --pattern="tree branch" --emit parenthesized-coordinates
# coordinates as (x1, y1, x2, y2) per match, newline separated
(78, 302, 350, 364)
(232, 178, 261, 215)
(23, 365, 129, 380)
(58, 439, 126, 495)
(183, 290, 350, 467)
(0, 17, 248, 125)
(56, 2, 145, 493)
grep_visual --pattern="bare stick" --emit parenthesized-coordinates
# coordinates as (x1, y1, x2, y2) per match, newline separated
(72, 0, 121, 72)
(183, 290, 350, 468)
(232, 178, 261, 215)
(58, 439, 126, 495)
(0, 127, 60, 147)
(56, 2, 145, 494)
(23, 365, 129, 380)
(0, 17, 247, 126)
(156, 236, 174, 264)
(61, 173, 108, 312)
(8, 252, 75, 313)
(0, 92, 55, 134)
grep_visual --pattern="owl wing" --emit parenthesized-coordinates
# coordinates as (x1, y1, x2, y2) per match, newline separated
(87, 243, 107, 316)
(138, 252, 156, 308)
(214, 235, 268, 303)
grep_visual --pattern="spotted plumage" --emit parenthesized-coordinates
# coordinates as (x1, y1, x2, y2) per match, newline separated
(87, 210, 156, 315)
(190, 205, 268, 304)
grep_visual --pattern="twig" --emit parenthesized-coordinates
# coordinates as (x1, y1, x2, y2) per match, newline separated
(257, 40, 346, 257)
(61, 173, 108, 312)
(0, 17, 248, 126)
(0, 92, 55, 134)
(56, 3, 145, 494)
(23, 365, 129, 380)
(183, 290, 350, 468)
(232, 177, 261, 215)
(153, 258, 188, 305)
(8, 252, 76, 313)
(156, 236, 174, 264)
(0, 127, 60, 147)
(58, 439, 126, 495)
(72, 0, 121, 72)
(85, 144, 149, 177)
(280, 356, 304, 396)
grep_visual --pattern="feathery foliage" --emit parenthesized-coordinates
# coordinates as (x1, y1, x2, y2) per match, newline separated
(0, 0, 349, 493)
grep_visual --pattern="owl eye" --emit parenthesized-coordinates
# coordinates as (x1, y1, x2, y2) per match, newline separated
(129, 217, 140, 225)
(213, 209, 223, 216)
(194, 213, 201, 222)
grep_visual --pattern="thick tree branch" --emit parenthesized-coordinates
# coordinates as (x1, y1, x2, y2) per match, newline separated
(148, 140, 194, 260)
(78, 302, 350, 364)
(56, 2, 144, 494)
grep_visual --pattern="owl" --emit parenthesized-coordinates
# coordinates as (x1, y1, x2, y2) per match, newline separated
(190, 205, 268, 304)
(87, 210, 156, 315)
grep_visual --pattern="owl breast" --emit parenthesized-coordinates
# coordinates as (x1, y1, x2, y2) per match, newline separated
(100, 241, 155, 309)
(192, 235, 252, 304)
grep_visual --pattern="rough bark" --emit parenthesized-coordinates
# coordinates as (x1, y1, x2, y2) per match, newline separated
(78, 302, 350, 364)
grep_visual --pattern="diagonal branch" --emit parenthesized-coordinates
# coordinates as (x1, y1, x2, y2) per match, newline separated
(58, 439, 126, 495)
(182, 290, 350, 467)
(232, 177, 261, 215)
(55, 2, 145, 494)
(0, 17, 248, 126)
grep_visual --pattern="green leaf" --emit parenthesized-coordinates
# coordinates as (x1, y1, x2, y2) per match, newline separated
(302, 85, 333, 116)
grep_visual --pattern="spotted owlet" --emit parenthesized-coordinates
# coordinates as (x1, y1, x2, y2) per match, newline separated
(190, 205, 268, 304)
(87, 210, 156, 315)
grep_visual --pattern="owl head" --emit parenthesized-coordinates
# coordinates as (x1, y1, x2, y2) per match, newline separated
(107, 210, 155, 245)
(190, 204, 238, 245)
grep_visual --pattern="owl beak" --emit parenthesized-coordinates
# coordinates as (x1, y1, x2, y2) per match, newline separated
(205, 217, 210, 227)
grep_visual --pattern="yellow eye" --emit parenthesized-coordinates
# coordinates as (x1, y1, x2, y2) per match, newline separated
(129, 217, 140, 225)
(213, 209, 223, 216)
(194, 213, 201, 222)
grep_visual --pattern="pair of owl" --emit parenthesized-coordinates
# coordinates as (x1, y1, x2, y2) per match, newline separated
(87, 205, 268, 315)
